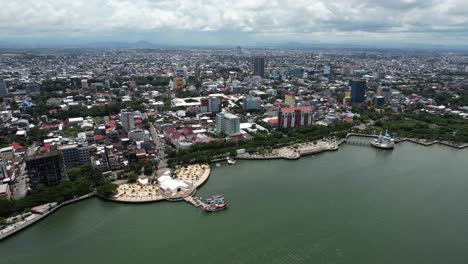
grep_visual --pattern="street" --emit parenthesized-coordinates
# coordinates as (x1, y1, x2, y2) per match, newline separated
(12, 163, 28, 199)
(150, 124, 168, 169)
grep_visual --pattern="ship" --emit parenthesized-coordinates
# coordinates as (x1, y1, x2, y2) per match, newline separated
(371, 130, 395, 149)
(204, 202, 228, 212)
(227, 157, 236, 165)
(204, 195, 228, 212)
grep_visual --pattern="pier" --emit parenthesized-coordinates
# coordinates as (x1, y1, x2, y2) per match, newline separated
(184, 196, 206, 208)
(345, 135, 374, 146)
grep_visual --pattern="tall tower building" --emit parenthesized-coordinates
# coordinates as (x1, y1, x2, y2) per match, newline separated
(58, 142, 91, 169)
(0, 80, 7, 97)
(349, 79, 367, 104)
(26, 146, 65, 186)
(216, 112, 240, 136)
(0, 160, 8, 180)
(120, 109, 135, 133)
(253, 57, 265, 78)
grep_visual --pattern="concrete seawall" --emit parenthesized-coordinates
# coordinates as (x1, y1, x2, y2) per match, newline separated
(346, 133, 468, 149)
(0, 193, 95, 242)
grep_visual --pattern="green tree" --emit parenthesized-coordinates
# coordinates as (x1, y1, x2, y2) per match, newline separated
(74, 178, 93, 196)
(127, 172, 139, 183)
(67, 167, 82, 182)
(0, 199, 15, 218)
(144, 165, 153, 176)
(97, 183, 118, 198)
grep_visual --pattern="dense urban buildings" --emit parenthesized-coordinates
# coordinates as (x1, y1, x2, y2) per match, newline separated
(0, 46, 466, 218)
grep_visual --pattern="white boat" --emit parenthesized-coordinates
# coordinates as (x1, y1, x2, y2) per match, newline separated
(371, 130, 395, 149)
(215, 163, 221, 167)
(227, 157, 236, 165)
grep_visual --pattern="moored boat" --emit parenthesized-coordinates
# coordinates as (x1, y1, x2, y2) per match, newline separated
(204, 202, 228, 212)
(227, 157, 236, 165)
(371, 130, 395, 149)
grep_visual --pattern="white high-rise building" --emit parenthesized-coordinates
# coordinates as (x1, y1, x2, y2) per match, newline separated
(58, 142, 90, 169)
(216, 112, 240, 136)
(120, 109, 135, 133)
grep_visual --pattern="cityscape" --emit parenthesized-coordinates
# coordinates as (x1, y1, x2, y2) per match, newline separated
(0, 0, 467, 263)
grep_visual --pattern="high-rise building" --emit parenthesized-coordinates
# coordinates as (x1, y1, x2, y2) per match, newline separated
(81, 79, 88, 89)
(25, 82, 41, 95)
(201, 96, 221, 113)
(349, 79, 367, 104)
(58, 142, 91, 169)
(0, 80, 7, 97)
(0, 160, 8, 180)
(291, 68, 305, 79)
(216, 112, 240, 136)
(382, 87, 392, 104)
(253, 57, 265, 78)
(278, 107, 313, 129)
(209, 96, 221, 113)
(120, 109, 135, 133)
(243, 96, 262, 111)
(26, 146, 65, 186)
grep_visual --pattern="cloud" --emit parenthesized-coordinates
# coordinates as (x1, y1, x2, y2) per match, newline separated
(0, 0, 467, 45)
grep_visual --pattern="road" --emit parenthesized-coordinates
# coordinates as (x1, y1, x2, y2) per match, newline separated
(12, 163, 28, 199)
(150, 124, 168, 169)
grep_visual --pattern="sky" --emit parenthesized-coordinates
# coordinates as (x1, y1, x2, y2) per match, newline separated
(1, 0, 468, 47)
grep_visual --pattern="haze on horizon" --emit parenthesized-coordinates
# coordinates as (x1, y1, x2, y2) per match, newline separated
(1, 0, 468, 48)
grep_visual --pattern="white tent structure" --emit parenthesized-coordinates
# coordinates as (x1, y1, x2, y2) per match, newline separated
(158, 175, 188, 193)
(138, 178, 149, 186)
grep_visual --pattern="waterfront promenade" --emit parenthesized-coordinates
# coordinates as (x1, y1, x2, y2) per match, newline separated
(346, 133, 468, 149)
(109, 164, 211, 203)
(237, 140, 338, 161)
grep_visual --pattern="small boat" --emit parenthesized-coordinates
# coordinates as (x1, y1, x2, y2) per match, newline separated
(227, 157, 236, 165)
(215, 163, 221, 167)
(204, 202, 228, 212)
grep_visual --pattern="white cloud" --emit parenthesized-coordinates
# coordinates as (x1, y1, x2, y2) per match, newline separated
(0, 0, 467, 44)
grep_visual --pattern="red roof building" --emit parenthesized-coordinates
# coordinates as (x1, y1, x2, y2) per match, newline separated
(278, 107, 313, 129)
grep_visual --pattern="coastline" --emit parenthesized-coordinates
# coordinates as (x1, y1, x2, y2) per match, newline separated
(346, 133, 468, 149)
(0, 193, 95, 242)
(1, 137, 465, 241)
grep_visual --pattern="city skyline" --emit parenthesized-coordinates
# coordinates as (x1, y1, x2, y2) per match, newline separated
(1, 0, 468, 48)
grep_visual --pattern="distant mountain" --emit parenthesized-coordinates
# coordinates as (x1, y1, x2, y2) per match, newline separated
(0, 39, 465, 51)
(83, 40, 160, 48)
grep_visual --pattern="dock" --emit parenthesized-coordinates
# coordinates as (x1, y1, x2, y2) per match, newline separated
(184, 195, 228, 212)
(184, 196, 207, 209)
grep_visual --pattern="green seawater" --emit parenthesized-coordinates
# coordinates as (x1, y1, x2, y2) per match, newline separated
(1, 143, 468, 264)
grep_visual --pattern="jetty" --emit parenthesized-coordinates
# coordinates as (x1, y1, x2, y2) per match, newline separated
(184, 195, 227, 212)
(184, 196, 205, 208)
